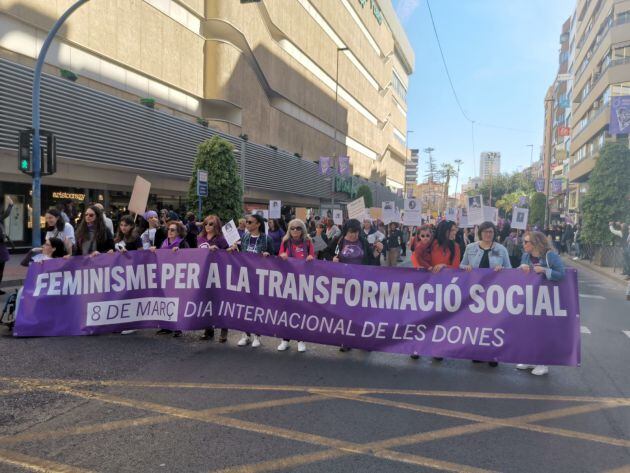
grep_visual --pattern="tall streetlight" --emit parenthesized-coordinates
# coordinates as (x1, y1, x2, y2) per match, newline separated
(331, 46, 349, 209)
(30, 0, 89, 247)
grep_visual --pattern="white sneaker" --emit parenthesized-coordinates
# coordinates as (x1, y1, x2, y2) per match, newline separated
(251, 335, 261, 348)
(572, 256, 579, 260)
(237, 334, 250, 346)
(121, 330, 136, 335)
(516, 364, 535, 370)
(531, 365, 549, 376)
(297, 341, 306, 352)
(277, 340, 290, 351)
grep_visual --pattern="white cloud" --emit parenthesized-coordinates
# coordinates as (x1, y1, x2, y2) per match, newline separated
(395, 0, 422, 24)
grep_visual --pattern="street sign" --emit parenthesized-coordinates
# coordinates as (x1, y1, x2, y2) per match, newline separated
(197, 170, 208, 197)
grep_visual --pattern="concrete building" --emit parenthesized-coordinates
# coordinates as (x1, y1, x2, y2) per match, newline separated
(0, 0, 413, 246)
(410, 181, 444, 216)
(567, 0, 630, 211)
(479, 152, 501, 181)
(404, 148, 419, 195)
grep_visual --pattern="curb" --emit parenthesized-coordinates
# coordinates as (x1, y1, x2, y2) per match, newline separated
(0, 279, 24, 289)
(563, 256, 628, 289)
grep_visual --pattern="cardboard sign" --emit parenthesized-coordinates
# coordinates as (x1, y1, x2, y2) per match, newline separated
(333, 209, 343, 225)
(382, 201, 398, 224)
(128, 176, 151, 216)
(511, 207, 529, 230)
(347, 197, 366, 220)
(483, 206, 499, 225)
(467, 195, 484, 226)
(445, 207, 458, 222)
(402, 211, 422, 226)
(269, 200, 281, 219)
(404, 198, 421, 212)
(221, 220, 241, 247)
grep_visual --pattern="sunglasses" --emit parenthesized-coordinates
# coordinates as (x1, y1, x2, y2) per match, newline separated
(289, 227, 302, 231)
(246, 220, 257, 225)
(205, 222, 214, 227)
(419, 234, 431, 238)
(85, 213, 95, 217)
(523, 239, 531, 243)
(168, 227, 178, 232)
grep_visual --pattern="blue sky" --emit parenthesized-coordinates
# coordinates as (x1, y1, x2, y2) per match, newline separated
(392, 0, 575, 191)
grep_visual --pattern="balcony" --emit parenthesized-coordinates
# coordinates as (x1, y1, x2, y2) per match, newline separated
(571, 103, 609, 145)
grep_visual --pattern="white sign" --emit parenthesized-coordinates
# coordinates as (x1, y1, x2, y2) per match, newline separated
(382, 201, 398, 224)
(483, 206, 499, 225)
(458, 208, 472, 228)
(404, 198, 421, 212)
(128, 176, 151, 216)
(402, 211, 422, 226)
(269, 200, 281, 219)
(445, 207, 458, 222)
(467, 195, 484, 226)
(346, 197, 366, 220)
(221, 219, 241, 247)
(511, 207, 529, 230)
(332, 209, 343, 225)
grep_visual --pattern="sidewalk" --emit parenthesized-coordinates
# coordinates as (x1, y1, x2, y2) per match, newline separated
(563, 255, 629, 289)
(1, 253, 27, 289)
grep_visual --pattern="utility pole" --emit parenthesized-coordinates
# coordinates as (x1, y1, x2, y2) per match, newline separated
(454, 159, 463, 200)
(331, 46, 349, 209)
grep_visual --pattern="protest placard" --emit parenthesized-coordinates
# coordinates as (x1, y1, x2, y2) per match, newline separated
(128, 176, 151, 216)
(221, 220, 241, 247)
(347, 197, 366, 220)
(483, 206, 499, 225)
(467, 195, 484, 225)
(269, 200, 281, 219)
(511, 207, 529, 230)
(333, 209, 343, 225)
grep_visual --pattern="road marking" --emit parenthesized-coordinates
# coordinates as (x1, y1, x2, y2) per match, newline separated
(0, 448, 95, 473)
(581, 326, 592, 334)
(579, 294, 606, 299)
(3, 376, 629, 405)
(623, 331, 630, 339)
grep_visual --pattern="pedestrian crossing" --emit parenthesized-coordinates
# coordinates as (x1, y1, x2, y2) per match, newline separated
(580, 326, 630, 340)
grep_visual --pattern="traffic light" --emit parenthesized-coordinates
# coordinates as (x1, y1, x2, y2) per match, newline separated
(17, 129, 56, 176)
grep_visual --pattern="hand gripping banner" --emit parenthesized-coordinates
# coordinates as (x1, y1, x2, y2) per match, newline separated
(15, 250, 581, 366)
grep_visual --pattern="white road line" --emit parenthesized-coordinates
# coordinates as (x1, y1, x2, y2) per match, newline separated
(623, 331, 630, 339)
(580, 326, 591, 334)
(579, 294, 606, 299)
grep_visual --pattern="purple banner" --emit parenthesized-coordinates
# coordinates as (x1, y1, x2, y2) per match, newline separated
(535, 179, 545, 192)
(15, 250, 581, 366)
(552, 178, 563, 194)
(610, 96, 630, 134)
(319, 156, 332, 176)
(337, 156, 350, 176)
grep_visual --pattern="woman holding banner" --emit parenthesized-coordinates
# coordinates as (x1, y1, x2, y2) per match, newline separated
(198, 215, 229, 342)
(517, 231, 566, 376)
(411, 224, 433, 270)
(277, 219, 315, 353)
(230, 213, 273, 348)
(74, 205, 115, 256)
(429, 220, 461, 273)
(333, 219, 383, 352)
(460, 221, 511, 367)
(44, 208, 75, 255)
(110, 215, 142, 252)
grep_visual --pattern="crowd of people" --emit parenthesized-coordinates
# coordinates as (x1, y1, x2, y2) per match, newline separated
(9, 201, 580, 376)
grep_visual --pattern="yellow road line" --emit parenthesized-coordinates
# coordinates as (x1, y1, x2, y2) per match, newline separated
(2, 376, 628, 405)
(0, 448, 94, 473)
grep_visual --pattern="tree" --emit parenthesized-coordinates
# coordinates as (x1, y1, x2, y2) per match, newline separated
(188, 136, 243, 223)
(356, 184, 373, 208)
(529, 192, 546, 228)
(581, 142, 630, 244)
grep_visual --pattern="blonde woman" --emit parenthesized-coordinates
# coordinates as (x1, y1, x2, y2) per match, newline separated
(277, 219, 314, 352)
(516, 231, 565, 376)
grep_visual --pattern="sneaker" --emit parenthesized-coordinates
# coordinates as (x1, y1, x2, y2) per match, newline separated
(237, 334, 250, 346)
(432, 357, 443, 362)
(488, 361, 498, 367)
(297, 341, 306, 352)
(339, 346, 351, 352)
(531, 365, 549, 376)
(251, 335, 261, 348)
(572, 256, 579, 260)
(516, 364, 535, 370)
(410, 354, 420, 360)
(172, 330, 182, 338)
(121, 330, 136, 335)
(277, 340, 290, 351)
(156, 329, 171, 335)
(200, 328, 214, 340)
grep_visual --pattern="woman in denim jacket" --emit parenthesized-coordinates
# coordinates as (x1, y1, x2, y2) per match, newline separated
(516, 230, 565, 376)
(460, 221, 511, 272)
(460, 221, 511, 367)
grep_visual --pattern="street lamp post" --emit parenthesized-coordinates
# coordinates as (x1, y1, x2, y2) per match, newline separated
(331, 46, 349, 209)
(31, 0, 90, 247)
(454, 159, 463, 200)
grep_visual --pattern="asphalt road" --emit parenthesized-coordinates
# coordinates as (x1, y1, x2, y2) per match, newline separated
(0, 259, 628, 473)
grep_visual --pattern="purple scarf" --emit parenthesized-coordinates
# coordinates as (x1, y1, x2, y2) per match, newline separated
(161, 237, 183, 250)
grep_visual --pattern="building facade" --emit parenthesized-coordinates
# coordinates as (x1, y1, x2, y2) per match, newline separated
(404, 148, 419, 195)
(479, 152, 501, 181)
(0, 0, 413, 246)
(566, 0, 630, 212)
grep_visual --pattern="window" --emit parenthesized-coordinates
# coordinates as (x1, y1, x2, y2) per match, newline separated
(613, 45, 630, 60)
(392, 71, 407, 103)
(616, 11, 630, 24)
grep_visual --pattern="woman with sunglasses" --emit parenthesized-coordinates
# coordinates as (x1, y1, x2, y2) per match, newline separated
(74, 205, 115, 256)
(277, 219, 314, 353)
(411, 225, 434, 270)
(516, 230, 565, 376)
(332, 218, 383, 352)
(198, 215, 229, 342)
(229, 213, 273, 348)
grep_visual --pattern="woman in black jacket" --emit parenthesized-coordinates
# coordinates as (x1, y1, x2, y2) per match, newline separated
(74, 205, 115, 256)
